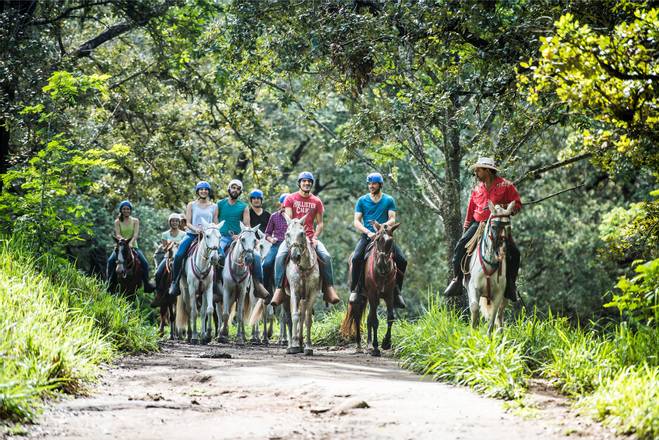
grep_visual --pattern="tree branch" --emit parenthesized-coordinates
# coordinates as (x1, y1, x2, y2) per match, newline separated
(514, 152, 592, 186)
(524, 183, 585, 205)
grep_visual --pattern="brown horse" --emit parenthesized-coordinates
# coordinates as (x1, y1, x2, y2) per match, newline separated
(153, 241, 179, 339)
(111, 237, 144, 300)
(341, 222, 400, 356)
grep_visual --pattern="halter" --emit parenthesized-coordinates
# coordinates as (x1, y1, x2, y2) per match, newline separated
(477, 212, 510, 303)
(288, 235, 317, 275)
(190, 228, 218, 280)
(116, 240, 136, 278)
(227, 240, 251, 284)
(367, 230, 396, 286)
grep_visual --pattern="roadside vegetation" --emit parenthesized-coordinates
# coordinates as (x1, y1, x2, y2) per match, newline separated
(0, 236, 158, 423)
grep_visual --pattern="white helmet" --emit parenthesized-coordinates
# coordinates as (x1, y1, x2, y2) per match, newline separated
(227, 179, 243, 191)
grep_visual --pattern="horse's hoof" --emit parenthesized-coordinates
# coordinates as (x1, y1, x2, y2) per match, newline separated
(280, 340, 288, 347)
(371, 348, 381, 357)
(250, 338, 260, 345)
(217, 336, 229, 344)
(236, 339, 245, 347)
(201, 336, 211, 345)
(263, 340, 269, 347)
(286, 347, 302, 354)
(353, 347, 364, 354)
(190, 338, 199, 345)
(304, 348, 313, 356)
(381, 340, 391, 350)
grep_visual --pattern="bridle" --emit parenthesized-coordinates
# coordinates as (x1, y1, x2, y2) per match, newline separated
(115, 239, 134, 278)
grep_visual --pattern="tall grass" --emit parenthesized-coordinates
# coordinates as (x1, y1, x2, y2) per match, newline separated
(0, 236, 158, 422)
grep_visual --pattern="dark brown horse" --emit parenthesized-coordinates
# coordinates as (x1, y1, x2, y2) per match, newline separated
(111, 237, 144, 300)
(153, 241, 178, 339)
(341, 222, 400, 356)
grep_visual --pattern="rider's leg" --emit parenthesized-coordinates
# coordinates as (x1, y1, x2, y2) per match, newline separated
(168, 233, 195, 296)
(270, 241, 289, 306)
(135, 249, 155, 293)
(316, 240, 340, 304)
(505, 236, 520, 301)
(349, 235, 369, 303)
(151, 258, 167, 307)
(106, 251, 117, 286)
(392, 243, 407, 309)
(261, 242, 280, 294)
(251, 253, 270, 299)
(444, 221, 480, 297)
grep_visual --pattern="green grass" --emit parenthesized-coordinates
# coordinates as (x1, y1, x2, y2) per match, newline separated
(310, 294, 659, 439)
(0, 236, 158, 423)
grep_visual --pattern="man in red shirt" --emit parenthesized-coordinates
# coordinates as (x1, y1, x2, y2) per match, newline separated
(444, 157, 522, 300)
(270, 171, 341, 305)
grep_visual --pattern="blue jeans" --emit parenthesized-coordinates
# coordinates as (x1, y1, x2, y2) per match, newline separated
(274, 239, 333, 289)
(107, 248, 150, 285)
(262, 241, 281, 293)
(171, 232, 196, 285)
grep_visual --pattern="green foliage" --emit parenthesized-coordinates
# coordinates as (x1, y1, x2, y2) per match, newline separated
(606, 259, 659, 326)
(0, 235, 158, 422)
(578, 366, 659, 440)
(521, 7, 659, 175)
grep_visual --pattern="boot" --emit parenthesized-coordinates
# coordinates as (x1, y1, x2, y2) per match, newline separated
(254, 281, 270, 300)
(322, 284, 341, 305)
(394, 286, 406, 309)
(143, 280, 156, 294)
(443, 276, 463, 297)
(150, 293, 164, 308)
(168, 278, 181, 296)
(270, 287, 285, 306)
(505, 278, 517, 301)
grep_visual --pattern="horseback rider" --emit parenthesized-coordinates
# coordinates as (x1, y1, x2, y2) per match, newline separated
(444, 157, 522, 300)
(348, 172, 407, 308)
(151, 213, 185, 306)
(270, 171, 341, 306)
(217, 179, 270, 299)
(107, 200, 155, 293)
(168, 181, 218, 296)
(248, 188, 270, 234)
(262, 193, 288, 295)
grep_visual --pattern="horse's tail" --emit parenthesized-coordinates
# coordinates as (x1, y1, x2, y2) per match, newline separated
(175, 289, 188, 333)
(248, 299, 265, 326)
(340, 301, 364, 341)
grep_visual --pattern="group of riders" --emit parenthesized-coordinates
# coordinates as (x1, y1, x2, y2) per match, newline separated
(107, 156, 522, 309)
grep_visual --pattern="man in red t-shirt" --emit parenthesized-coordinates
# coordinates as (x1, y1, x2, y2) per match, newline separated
(444, 157, 522, 300)
(270, 171, 341, 305)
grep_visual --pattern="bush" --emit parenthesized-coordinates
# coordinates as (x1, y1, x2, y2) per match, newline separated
(0, 236, 158, 422)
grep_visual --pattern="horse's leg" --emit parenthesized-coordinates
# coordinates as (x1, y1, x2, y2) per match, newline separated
(382, 298, 394, 350)
(487, 291, 506, 336)
(468, 283, 481, 329)
(219, 283, 231, 343)
(200, 282, 213, 345)
(497, 298, 507, 329)
(304, 294, 314, 356)
(169, 303, 175, 340)
(287, 288, 301, 354)
(188, 279, 199, 344)
(235, 287, 246, 346)
(261, 304, 269, 346)
(367, 297, 380, 357)
(159, 305, 166, 337)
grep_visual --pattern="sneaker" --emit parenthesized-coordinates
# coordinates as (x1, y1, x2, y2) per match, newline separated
(168, 281, 180, 297)
(443, 277, 463, 297)
(322, 285, 340, 305)
(270, 288, 284, 306)
(394, 294, 406, 309)
(349, 291, 360, 303)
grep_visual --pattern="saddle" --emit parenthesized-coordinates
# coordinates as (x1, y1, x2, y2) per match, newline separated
(461, 222, 486, 278)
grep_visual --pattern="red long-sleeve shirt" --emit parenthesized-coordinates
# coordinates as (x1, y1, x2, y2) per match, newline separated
(464, 176, 522, 229)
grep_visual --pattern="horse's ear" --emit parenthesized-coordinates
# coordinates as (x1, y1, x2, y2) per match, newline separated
(112, 235, 119, 243)
(201, 218, 210, 229)
(505, 201, 516, 215)
(154, 241, 160, 250)
(283, 213, 291, 225)
(255, 229, 264, 240)
(487, 200, 496, 214)
(299, 213, 308, 224)
(217, 220, 225, 230)
(372, 220, 382, 231)
(253, 224, 261, 232)
(240, 221, 247, 231)
(388, 223, 400, 234)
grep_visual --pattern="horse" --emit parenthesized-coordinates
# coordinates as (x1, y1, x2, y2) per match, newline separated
(218, 222, 261, 345)
(111, 237, 143, 299)
(466, 200, 516, 335)
(153, 241, 178, 339)
(341, 222, 400, 356)
(175, 219, 223, 344)
(283, 214, 320, 355)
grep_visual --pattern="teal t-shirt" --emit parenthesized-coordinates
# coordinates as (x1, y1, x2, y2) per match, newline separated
(217, 198, 248, 237)
(355, 193, 397, 233)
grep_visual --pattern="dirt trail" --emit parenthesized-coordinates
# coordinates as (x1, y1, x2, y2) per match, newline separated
(22, 341, 619, 440)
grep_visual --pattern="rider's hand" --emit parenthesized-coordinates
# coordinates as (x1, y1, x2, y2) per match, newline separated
(311, 236, 318, 247)
(367, 231, 376, 240)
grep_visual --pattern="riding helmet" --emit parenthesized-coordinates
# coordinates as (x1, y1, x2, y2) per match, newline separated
(297, 171, 314, 184)
(228, 179, 243, 191)
(119, 200, 133, 211)
(249, 189, 264, 199)
(366, 172, 384, 184)
(279, 193, 289, 204)
(195, 181, 211, 193)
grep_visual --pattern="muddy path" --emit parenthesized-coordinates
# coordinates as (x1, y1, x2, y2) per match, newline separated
(21, 341, 619, 440)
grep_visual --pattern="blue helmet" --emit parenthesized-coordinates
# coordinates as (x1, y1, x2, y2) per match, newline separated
(249, 189, 264, 199)
(279, 193, 289, 204)
(195, 181, 211, 193)
(366, 172, 384, 184)
(119, 200, 133, 211)
(297, 171, 315, 184)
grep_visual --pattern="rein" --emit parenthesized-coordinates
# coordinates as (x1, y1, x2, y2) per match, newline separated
(227, 241, 251, 284)
(477, 214, 509, 304)
(190, 233, 216, 281)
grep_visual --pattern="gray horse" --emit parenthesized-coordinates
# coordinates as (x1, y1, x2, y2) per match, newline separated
(218, 222, 261, 345)
(283, 214, 320, 355)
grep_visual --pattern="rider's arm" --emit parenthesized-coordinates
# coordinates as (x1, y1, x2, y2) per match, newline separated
(507, 183, 522, 215)
(313, 210, 324, 239)
(464, 194, 476, 230)
(113, 219, 121, 239)
(285, 207, 293, 219)
(353, 211, 371, 236)
(130, 218, 140, 247)
(185, 202, 193, 226)
(385, 209, 397, 227)
(242, 206, 250, 227)
(213, 204, 219, 223)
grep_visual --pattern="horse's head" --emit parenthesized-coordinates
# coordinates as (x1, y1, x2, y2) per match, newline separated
(164, 240, 178, 261)
(199, 219, 223, 266)
(113, 236, 132, 278)
(373, 222, 399, 273)
(486, 201, 515, 255)
(285, 213, 308, 264)
(237, 222, 260, 265)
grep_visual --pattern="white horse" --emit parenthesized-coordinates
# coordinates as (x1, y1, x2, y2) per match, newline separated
(247, 234, 276, 344)
(219, 222, 261, 345)
(283, 214, 320, 355)
(175, 219, 223, 344)
(466, 201, 516, 335)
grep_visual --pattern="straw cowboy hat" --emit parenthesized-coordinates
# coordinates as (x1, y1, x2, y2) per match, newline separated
(469, 157, 499, 172)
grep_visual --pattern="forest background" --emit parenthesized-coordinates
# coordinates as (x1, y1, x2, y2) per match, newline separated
(1, 0, 657, 323)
